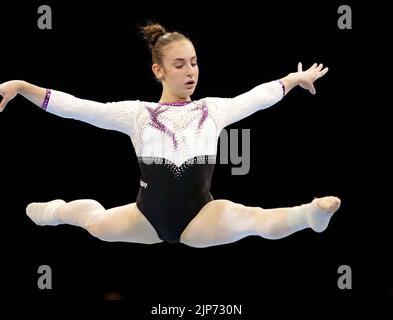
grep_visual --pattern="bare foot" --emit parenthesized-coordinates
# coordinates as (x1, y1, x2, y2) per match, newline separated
(307, 196, 341, 232)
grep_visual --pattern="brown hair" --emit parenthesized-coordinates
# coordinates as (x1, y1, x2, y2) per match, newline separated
(140, 23, 190, 65)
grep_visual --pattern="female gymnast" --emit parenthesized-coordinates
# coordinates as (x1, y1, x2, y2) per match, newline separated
(0, 23, 341, 248)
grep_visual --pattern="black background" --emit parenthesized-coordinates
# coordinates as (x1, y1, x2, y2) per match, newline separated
(0, 0, 391, 312)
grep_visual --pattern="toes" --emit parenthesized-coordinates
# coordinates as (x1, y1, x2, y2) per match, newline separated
(313, 196, 341, 212)
(328, 197, 341, 212)
(329, 196, 340, 205)
(26, 203, 35, 215)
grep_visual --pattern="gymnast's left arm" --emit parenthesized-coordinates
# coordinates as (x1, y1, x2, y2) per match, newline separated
(207, 62, 328, 129)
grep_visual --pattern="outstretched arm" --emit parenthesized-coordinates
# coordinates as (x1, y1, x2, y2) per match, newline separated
(0, 80, 139, 136)
(206, 62, 329, 129)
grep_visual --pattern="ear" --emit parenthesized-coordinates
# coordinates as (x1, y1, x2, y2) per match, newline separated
(152, 63, 163, 80)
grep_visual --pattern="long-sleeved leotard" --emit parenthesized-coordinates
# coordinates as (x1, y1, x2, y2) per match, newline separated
(43, 80, 285, 242)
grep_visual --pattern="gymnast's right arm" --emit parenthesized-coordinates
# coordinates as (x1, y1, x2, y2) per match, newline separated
(0, 80, 138, 136)
(0, 80, 45, 111)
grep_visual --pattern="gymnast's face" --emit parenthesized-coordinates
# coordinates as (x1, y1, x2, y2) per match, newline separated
(153, 40, 199, 101)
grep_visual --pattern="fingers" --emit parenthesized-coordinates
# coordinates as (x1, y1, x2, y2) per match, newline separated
(299, 62, 328, 74)
(308, 63, 329, 81)
(315, 67, 329, 80)
(307, 62, 328, 72)
(0, 97, 9, 112)
(298, 62, 328, 95)
(320, 67, 329, 76)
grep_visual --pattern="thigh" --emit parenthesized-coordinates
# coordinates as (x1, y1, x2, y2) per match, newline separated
(180, 199, 259, 247)
(89, 202, 164, 244)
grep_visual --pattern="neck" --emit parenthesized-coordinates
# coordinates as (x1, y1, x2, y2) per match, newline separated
(159, 92, 191, 103)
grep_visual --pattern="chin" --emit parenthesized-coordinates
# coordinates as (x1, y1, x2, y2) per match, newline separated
(188, 88, 196, 95)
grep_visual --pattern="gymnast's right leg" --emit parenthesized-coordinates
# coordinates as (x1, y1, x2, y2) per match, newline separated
(26, 199, 163, 244)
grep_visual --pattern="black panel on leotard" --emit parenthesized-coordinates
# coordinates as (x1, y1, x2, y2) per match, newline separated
(136, 156, 215, 243)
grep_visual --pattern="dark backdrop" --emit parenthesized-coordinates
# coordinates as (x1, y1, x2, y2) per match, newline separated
(0, 0, 391, 309)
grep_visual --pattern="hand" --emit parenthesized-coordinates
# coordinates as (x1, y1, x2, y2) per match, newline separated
(296, 62, 328, 95)
(0, 80, 22, 112)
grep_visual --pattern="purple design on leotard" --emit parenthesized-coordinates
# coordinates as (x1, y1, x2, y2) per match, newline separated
(158, 101, 192, 107)
(192, 101, 208, 130)
(278, 80, 286, 96)
(145, 101, 209, 149)
(42, 89, 51, 111)
(146, 105, 178, 149)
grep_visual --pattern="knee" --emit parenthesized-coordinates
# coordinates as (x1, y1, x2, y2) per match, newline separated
(83, 199, 105, 212)
(210, 200, 250, 231)
(209, 199, 245, 215)
(86, 218, 114, 242)
(217, 199, 248, 217)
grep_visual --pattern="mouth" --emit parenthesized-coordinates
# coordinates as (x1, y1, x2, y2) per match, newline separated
(185, 80, 195, 86)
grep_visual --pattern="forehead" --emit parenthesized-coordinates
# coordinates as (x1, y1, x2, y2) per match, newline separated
(163, 40, 197, 60)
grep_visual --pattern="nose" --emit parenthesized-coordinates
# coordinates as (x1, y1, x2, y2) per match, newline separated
(186, 64, 194, 77)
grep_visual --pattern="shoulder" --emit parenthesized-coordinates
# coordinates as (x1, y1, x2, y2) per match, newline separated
(193, 97, 229, 107)
(106, 99, 150, 111)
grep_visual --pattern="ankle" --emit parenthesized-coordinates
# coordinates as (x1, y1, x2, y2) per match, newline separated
(53, 204, 65, 224)
(287, 203, 311, 231)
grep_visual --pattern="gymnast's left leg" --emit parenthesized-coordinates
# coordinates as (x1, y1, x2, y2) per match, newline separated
(180, 196, 341, 248)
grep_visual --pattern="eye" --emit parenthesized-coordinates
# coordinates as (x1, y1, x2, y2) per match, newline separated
(175, 65, 183, 69)
(191, 63, 198, 67)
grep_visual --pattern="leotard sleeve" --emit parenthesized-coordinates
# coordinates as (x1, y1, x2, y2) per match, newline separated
(42, 89, 139, 136)
(205, 80, 285, 130)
